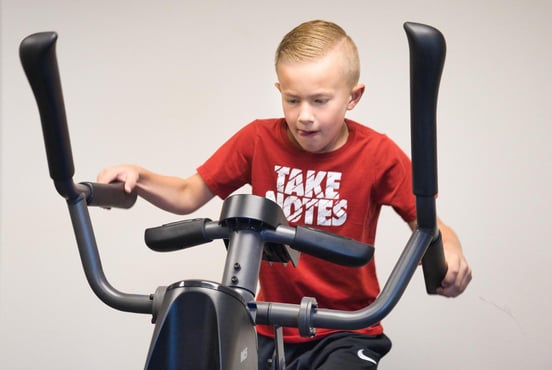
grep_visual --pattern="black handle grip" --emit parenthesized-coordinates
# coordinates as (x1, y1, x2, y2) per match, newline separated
(421, 232, 448, 294)
(404, 22, 448, 293)
(404, 22, 445, 198)
(80, 182, 137, 209)
(293, 226, 374, 267)
(145, 219, 213, 252)
(20, 32, 76, 197)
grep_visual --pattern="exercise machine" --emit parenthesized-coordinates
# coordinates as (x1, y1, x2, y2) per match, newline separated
(20, 22, 448, 370)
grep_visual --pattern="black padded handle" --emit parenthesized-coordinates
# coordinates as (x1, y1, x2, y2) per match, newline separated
(292, 226, 374, 267)
(80, 182, 138, 209)
(20, 32, 77, 198)
(145, 219, 214, 252)
(404, 22, 448, 293)
(421, 231, 447, 294)
(404, 22, 445, 198)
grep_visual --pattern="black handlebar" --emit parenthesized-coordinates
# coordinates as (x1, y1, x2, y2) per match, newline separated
(405, 22, 448, 293)
(421, 232, 446, 293)
(80, 182, 138, 209)
(285, 225, 373, 267)
(145, 218, 217, 252)
(20, 32, 137, 210)
(145, 213, 374, 267)
(404, 22, 444, 199)
(20, 31, 148, 314)
(20, 32, 77, 199)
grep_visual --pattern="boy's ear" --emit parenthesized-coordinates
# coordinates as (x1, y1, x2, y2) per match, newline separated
(347, 84, 365, 110)
(275, 82, 281, 92)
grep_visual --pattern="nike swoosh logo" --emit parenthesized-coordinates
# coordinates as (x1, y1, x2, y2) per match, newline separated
(357, 349, 377, 365)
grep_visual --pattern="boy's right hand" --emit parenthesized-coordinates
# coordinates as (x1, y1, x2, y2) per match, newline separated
(96, 167, 213, 215)
(97, 165, 141, 194)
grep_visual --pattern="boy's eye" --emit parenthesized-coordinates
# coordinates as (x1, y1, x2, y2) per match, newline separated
(314, 98, 329, 105)
(285, 98, 298, 105)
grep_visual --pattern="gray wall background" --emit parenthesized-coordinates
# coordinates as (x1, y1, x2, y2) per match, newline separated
(1, 1, 550, 369)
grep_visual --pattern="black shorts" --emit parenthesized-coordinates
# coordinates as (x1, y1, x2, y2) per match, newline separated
(257, 332, 392, 370)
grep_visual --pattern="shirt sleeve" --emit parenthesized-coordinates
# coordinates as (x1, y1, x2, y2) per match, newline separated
(196, 121, 257, 199)
(374, 137, 417, 223)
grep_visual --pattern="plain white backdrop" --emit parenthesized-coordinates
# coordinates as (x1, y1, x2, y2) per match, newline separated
(1, 1, 551, 369)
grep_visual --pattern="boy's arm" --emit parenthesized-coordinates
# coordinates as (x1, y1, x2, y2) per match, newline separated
(97, 165, 215, 215)
(408, 219, 472, 298)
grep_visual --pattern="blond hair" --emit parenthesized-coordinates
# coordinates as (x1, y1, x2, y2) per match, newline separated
(275, 20, 360, 86)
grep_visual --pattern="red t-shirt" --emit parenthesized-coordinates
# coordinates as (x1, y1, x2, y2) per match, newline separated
(197, 118, 416, 342)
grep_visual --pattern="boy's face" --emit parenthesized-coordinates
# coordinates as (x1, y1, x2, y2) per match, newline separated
(276, 48, 364, 153)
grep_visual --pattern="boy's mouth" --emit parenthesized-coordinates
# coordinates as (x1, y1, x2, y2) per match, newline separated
(297, 129, 318, 137)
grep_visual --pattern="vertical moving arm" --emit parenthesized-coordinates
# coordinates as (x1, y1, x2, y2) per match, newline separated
(20, 32, 152, 314)
(19, 32, 77, 199)
(404, 22, 448, 293)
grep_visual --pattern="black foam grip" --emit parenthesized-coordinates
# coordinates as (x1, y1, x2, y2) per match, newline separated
(293, 226, 374, 267)
(80, 182, 137, 209)
(421, 232, 448, 294)
(145, 219, 213, 252)
(404, 22, 446, 197)
(20, 32, 75, 187)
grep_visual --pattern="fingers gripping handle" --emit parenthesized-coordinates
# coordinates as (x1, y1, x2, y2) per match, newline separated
(404, 22, 448, 293)
(20, 32, 77, 199)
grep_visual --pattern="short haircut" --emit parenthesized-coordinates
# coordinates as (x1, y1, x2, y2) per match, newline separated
(275, 20, 360, 86)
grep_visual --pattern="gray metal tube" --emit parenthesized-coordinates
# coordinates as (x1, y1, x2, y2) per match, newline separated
(222, 229, 264, 302)
(68, 197, 152, 314)
(255, 229, 433, 330)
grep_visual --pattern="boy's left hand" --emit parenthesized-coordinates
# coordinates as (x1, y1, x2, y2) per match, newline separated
(410, 219, 472, 298)
(436, 243, 472, 297)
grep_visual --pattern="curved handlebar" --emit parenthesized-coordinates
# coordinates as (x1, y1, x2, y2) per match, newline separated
(20, 32, 149, 314)
(254, 227, 438, 331)
(145, 220, 375, 267)
(268, 225, 373, 267)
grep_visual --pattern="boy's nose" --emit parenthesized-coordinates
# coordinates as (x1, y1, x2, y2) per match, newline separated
(298, 102, 314, 123)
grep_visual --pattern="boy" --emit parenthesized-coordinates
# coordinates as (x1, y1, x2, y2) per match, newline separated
(98, 20, 471, 369)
